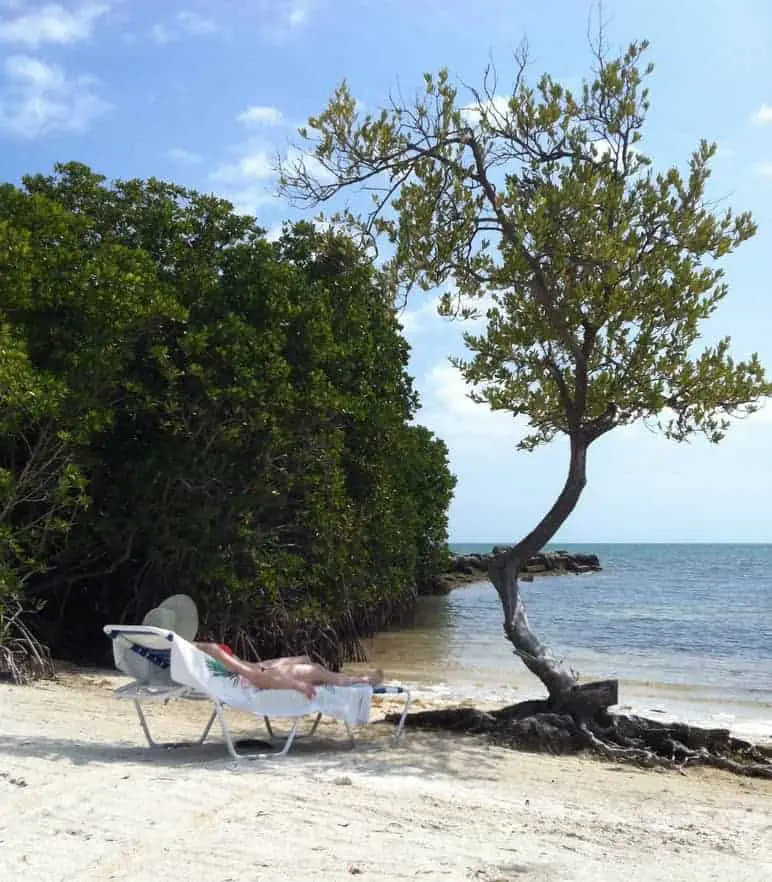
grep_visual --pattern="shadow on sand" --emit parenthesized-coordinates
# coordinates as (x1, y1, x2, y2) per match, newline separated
(0, 724, 506, 782)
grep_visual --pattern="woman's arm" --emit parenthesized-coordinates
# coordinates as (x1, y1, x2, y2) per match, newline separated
(195, 643, 259, 679)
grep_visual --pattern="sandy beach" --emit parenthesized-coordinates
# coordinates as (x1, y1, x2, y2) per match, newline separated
(1, 668, 770, 882)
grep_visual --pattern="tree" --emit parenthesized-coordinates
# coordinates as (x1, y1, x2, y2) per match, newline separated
(1, 165, 455, 671)
(279, 39, 771, 706)
(0, 179, 173, 678)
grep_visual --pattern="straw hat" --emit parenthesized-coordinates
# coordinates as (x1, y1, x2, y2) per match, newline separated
(141, 594, 199, 641)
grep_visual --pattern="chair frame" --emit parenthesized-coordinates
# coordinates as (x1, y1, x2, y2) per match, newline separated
(104, 626, 411, 760)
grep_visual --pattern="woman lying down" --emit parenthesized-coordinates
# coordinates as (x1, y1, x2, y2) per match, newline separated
(195, 642, 384, 700)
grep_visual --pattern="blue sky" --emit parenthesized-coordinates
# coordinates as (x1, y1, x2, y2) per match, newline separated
(1, 0, 771, 543)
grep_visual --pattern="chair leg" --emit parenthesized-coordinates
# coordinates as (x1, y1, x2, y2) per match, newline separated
(196, 708, 218, 745)
(215, 704, 299, 760)
(344, 721, 356, 749)
(274, 720, 300, 757)
(393, 689, 412, 742)
(133, 701, 159, 747)
(214, 701, 241, 760)
(263, 713, 322, 742)
(306, 713, 323, 737)
(132, 700, 217, 750)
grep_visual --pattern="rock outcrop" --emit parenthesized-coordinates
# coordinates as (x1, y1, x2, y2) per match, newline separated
(425, 547, 602, 594)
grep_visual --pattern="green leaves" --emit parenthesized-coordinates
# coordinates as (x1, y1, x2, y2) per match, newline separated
(280, 39, 770, 451)
(1, 166, 455, 665)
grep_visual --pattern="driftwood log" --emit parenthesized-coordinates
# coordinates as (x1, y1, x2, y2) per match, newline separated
(384, 678, 772, 779)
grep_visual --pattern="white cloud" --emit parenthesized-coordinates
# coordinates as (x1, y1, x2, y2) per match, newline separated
(150, 10, 218, 44)
(264, 221, 284, 242)
(283, 145, 336, 184)
(285, 0, 313, 28)
(211, 149, 275, 184)
(0, 54, 110, 138)
(751, 103, 772, 124)
(0, 2, 109, 46)
(165, 146, 202, 164)
(416, 361, 518, 445)
(586, 138, 644, 170)
(256, 0, 318, 41)
(759, 162, 772, 178)
(148, 23, 173, 44)
(209, 141, 332, 221)
(733, 398, 772, 428)
(176, 10, 217, 35)
(591, 138, 615, 159)
(460, 95, 511, 126)
(401, 287, 495, 338)
(221, 185, 281, 217)
(237, 105, 284, 127)
(209, 146, 281, 215)
(399, 294, 443, 335)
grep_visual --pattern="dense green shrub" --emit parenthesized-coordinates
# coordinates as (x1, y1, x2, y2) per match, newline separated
(0, 163, 455, 673)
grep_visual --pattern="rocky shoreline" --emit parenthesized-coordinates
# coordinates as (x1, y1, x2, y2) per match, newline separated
(426, 547, 602, 594)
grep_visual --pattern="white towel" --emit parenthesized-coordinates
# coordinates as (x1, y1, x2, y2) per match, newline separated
(170, 637, 373, 726)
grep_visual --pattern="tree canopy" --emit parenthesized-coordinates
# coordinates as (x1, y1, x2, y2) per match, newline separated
(0, 162, 455, 676)
(279, 38, 771, 697)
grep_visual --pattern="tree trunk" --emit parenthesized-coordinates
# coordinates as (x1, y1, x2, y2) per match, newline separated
(489, 554, 577, 697)
(489, 433, 590, 701)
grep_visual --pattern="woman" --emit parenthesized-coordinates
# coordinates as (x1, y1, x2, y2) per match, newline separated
(195, 642, 383, 700)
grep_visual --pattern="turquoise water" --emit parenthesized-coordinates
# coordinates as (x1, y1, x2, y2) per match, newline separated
(450, 542, 772, 695)
(361, 543, 772, 739)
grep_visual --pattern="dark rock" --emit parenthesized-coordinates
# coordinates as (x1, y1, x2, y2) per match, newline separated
(571, 552, 601, 569)
(434, 546, 603, 591)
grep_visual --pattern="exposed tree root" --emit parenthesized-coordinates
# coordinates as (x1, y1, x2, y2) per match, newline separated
(384, 702, 772, 779)
(0, 601, 56, 685)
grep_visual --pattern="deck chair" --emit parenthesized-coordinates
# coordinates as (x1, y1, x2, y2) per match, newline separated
(103, 624, 411, 760)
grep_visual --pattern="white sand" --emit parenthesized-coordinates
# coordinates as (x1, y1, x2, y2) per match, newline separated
(1, 669, 770, 882)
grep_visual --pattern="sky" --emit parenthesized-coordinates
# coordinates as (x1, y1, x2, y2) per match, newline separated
(1, 0, 771, 543)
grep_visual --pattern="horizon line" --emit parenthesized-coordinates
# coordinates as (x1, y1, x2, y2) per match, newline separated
(449, 539, 772, 545)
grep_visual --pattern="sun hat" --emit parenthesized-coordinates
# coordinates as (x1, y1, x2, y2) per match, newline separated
(156, 593, 199, 641)
(111, 595, 197, 680)
(141, 605, 176, 631)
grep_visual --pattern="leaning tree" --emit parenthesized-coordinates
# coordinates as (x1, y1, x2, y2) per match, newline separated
(279, 39, 771, 719)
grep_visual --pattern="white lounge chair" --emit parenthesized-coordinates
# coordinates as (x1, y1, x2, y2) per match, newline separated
(103, 624, 411, 760)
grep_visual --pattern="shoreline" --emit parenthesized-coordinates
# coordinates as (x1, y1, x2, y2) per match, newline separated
(1, 670, 770, 881)
(363, 675, 772, 748)
(349, 643, 772, 749)
(352, 594, 772, 748)
(47, 655, 772, 747)
(388, 553, 772, 748)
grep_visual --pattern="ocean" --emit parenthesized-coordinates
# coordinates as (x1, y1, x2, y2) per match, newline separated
(357, 543, 772, 742)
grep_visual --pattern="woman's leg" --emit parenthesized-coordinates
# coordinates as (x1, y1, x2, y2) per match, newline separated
(281, 661, 384, 688)
(197, 646, 383, 691)
(259, 655, 312, 668)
